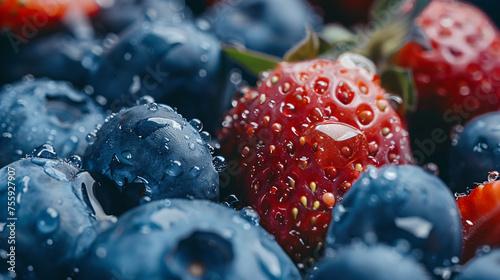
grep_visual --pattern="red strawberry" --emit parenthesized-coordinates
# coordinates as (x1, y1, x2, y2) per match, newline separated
(218, 58, 413, 265)
(395, 0, 500, 116)
(0, 0, 100, 34)
(457, 180, 500, 263)
(393, 0, 500, 177)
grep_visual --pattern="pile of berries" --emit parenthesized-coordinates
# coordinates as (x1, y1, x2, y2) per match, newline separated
(1, 0, 500, 279)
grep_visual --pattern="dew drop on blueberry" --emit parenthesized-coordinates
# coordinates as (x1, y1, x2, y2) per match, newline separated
(239, 207, 260, 226)
(189, 119, 203, 132)
(32, 144, 57, 159)
(36, 207, 60, 234)
(212, 156, 227, 172)
(68, 155, 83, 169)
(166, 160, 183, 177)
(139, 95, 155, 105)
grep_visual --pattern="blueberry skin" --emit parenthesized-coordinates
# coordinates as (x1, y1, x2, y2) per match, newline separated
(0, 79, 106, 168)
(455, 249, 500, 280)
(75, 199, 301, 280)
(0, 32, 99, 89)
(201, 0, 322, 57)
(83, 104, 219, 215)
(326, 165, 463, 272)
(92, 0, 193, 35)
(448, 112, 500, 193)
(90, 20, 225, 132)
(0, 158, 98, 279)
(308, 245, 430, 280)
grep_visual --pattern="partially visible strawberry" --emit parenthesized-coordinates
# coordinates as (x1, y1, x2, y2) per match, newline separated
(393, 0, 500, 177)
(218, 58, 413, 265)
(0, 0, 100, 34)
(457, 180, 500, 263)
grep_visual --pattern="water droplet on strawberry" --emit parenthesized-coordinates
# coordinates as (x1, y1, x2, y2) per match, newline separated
(336, 82, 355, 105)
(314, 78, 329, 94)
(303, 121, 369, 168)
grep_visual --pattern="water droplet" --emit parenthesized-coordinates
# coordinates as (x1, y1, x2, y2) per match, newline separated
(68, 155, 83, 168)
(147, 103, 158, 111)
(36, 207, 59, 234)
(336, 82, 355, 105)
(488, 171, 499, 182)
(303, 121, 369, 168)
(200, 131, 211, 143)
(32, 144, 57, 159)
(166, 160, 183, 177)
(134, 118, 182, 138)
(239, 207, 260, 225)
(86, 132, 97, 145)
(95, 247, 107, 259)
(189, 119, 203, 132)
(139, 95, 155, 105)
(213, 156, 227, 172)
(189, 166, 201, 178)
(314, 77, 329, 94)
(280, 103, 295, 117)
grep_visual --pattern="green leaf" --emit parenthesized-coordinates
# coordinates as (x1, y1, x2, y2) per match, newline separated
(283, 25, 332, 62)
(222, 45, 280, 76)
(370, 0, 431, 23)
(380, 66, 417, 115)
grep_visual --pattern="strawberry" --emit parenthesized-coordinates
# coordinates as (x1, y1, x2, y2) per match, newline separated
(393, 0, 500, 176)
(218, 58, 413, 265)
(0, 0, 100, 34)
(457, 179, 500, 263)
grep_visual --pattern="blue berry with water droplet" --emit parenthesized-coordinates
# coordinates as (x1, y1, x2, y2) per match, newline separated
(326, 165, 463, 273)
(449, 112, 500, 192)
(91, 0, 193, 35)
(0, 79, 106, 168)
(0, 158, 98, 279)
(307, 244, 431, 280)
(0, 32, 99, 89)
(89, 19, 227, 133)
(201, 0, 322, 57)
(75, 199, 301, 280)
(83, 104, 219, 216)
(454, 249, 500, 280)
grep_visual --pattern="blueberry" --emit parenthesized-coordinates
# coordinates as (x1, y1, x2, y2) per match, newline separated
(455, 249, 500, 280)
(89, 20, 226, 132)
(307, 244, 431, 280)
(0, 32, 100, 89)
(326, 165, 463, 272)
(75, 199, 301, 280)
(201, 0, 322, 57)
(83, 104, 219, 215)
(0, 158, 98, 279)
(0, 78, 106, 168)
(92, 0, 193, 35)
(449, 112, 500, 193)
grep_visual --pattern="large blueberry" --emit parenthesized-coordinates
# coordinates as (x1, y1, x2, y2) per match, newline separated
(0, 157, 98, 279)
(326, 165, 463, 272)
(92, 0, 193, 35)
(89, 20, 225, 132)
(75, 199, 301, 280)
(307, 244, 430, 280)
(0, 78, 106, 168)
(0, 32, 100, 89)
(455, 249, 500, 280)
(83, 103, 220, 215)
(201, 0, 322, 57)
(449, 112, 500, 193)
